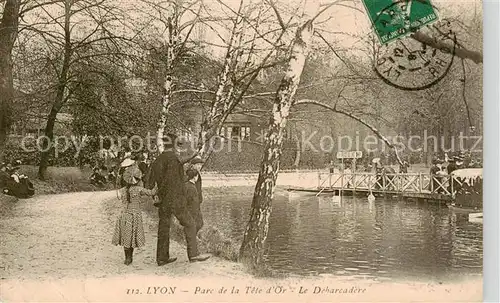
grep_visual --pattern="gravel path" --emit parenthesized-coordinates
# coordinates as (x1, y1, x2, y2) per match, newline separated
(0, 191, 247, 281)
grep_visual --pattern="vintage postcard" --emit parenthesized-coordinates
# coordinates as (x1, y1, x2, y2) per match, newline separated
(0, 0, 485, 302)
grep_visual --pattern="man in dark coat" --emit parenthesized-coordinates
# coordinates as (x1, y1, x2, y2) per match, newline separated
(447, 157, 459, 193)
(429, 159, 441, 192)
(144, 134, 210, 265)
(185, 169, 203, 233)
(189, 157, 204, 206)
(447, 157, 458, 175)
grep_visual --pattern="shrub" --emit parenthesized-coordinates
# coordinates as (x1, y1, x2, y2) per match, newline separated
(167, 218, 239, 262)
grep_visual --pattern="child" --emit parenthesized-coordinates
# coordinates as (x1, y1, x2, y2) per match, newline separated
(112, 163, 156, 265)
(185, 169, 203, 234)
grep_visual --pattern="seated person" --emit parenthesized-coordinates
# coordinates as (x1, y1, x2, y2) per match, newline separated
(90, 167, 106, 185)
(9, 160, 25, 183)
(0, 162, 11, 188)
(399, 160, 410, 173)
(107, 167, 117, 183)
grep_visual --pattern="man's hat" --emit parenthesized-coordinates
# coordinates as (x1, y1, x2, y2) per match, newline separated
(163, 133, 179, 148)
(186, 168, 198, 180)
(131, 152, 144, 161)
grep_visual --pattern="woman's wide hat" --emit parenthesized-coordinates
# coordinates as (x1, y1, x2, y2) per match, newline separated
(120, 157, 135, 168)
(122, 164, 142, 185)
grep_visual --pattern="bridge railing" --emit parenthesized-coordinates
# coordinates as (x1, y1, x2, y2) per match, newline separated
(318, 172, 458, 197)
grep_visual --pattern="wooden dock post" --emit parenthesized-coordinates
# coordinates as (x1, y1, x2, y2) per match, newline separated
(419, 173, 423, 193)
(340, 171, 343, 203)
(451, 175, 454, 198)
(352, 173, 356, 194)
(317, 171, 321, 189)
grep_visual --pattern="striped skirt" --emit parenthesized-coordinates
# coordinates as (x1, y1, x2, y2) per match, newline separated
(112, 210, 145, 248)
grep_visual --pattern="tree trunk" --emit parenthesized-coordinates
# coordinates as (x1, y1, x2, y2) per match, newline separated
(195, 0, 245, 162)
(156, 16, 176, 154)
(156, 74, 173, 153)
(0, 0, 21, 162)
(38, 0, 72, 180)
(38, 108, 59, 179)
(239, 5, 317, 270)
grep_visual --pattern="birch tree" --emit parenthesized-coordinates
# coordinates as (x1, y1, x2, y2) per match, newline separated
(139, 0, 207, 153)
(191, 0, 293, 163)
(239, 0, 321, 270)
(195, 0, 247, 158)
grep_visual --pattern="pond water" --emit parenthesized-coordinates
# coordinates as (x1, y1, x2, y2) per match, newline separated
(202, 187, 482, 282)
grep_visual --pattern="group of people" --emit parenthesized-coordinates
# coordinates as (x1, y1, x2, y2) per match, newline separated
(1, 160, 23, 182)
(90, 153, 151, 188)
(429, 151, 481, 193)
(111, 133, 210, 266)
(0, 159, 34, 198)
(89, 166, 112, 187)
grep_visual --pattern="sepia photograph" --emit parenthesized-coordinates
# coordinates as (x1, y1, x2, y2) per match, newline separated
(0, 0, 488, 301)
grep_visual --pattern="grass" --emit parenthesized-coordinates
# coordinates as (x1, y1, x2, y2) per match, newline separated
(166, 218, 289, 278)
(166, 218, 240, 262)
(1, 165, 98, 212)
(19, 165, 113, 195)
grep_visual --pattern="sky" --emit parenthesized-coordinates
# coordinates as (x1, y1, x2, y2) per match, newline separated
(14, 0, 482, 60)
(191, 0, 483, 58)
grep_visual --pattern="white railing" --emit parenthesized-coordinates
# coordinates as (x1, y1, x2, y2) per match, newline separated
(318, 172, 459, 197)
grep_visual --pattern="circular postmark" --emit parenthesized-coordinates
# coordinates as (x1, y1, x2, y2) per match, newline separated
(374, 19, 456, 91)
(370, 0, 457, 91)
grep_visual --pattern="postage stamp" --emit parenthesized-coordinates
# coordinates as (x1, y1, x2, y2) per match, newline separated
(362, 0, 439, 45)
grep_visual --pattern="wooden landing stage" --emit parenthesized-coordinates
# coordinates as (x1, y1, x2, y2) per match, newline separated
(328, 187, 452, 202)
(289, 171, 459, 203)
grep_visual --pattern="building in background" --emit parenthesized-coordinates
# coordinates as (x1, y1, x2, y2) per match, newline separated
(9, 112, 74, 139)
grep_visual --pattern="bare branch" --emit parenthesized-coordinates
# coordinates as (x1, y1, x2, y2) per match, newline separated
(411, 30, 482, 64)
(265, 0, 285, 31)
(295, 99, 404, 166)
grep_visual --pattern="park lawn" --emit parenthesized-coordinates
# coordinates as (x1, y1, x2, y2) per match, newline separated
(20, 165, 106, 195)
